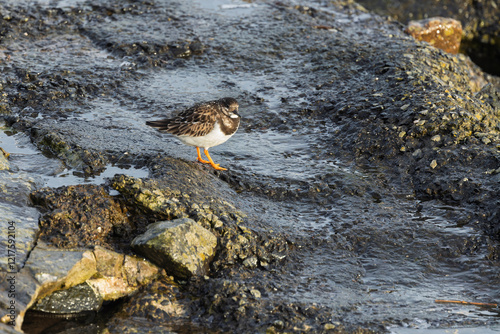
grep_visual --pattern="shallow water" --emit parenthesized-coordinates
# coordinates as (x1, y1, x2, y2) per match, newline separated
(0, 123, 149, 188)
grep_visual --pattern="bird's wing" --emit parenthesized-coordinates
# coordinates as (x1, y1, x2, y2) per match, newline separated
(166, 103, 218, 137)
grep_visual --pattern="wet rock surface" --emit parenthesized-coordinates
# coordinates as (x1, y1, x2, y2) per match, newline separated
(111, 171, 289, 272)
(0, 148, 9, 170)
(108, 275, 363, 334)
(31, 282, 102, 314)
(0, 0, 499, 333)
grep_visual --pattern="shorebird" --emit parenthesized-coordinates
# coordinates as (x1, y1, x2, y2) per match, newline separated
(146, 97, 240, 171)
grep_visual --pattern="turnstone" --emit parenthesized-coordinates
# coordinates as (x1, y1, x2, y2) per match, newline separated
(146, 97, 240, 171)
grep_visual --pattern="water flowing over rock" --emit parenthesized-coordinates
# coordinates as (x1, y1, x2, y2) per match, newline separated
(132, 218, 218, 279)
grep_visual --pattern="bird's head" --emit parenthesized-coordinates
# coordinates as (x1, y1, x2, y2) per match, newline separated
(219, 97, 239, 119)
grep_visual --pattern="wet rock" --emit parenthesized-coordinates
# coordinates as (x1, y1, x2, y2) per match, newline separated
(110, 172, 191, 222)
(131, 218, 218, 279)
(111, 172, 289, 271)
(79, 3, 205, 67)
(112, 274, 347, 334)
(177, 275, 361, 333)
(30, 282, 102, 314)
(242, 256, 259, 269)
(0, 323, 19, 334)
(0, 244, 95, 331)
(106, 276, 199, 333)
(2, 0, 499, 332)
(29, 127, 108, 176)
(405, 17, 463, 54)
(30, 184, 132, 249)
(476, 83, 500, 110)
(0, 177, 39, 272)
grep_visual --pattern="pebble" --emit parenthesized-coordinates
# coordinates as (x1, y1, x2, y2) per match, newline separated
(431, 134, 441, 142)
(243, 256, 258, 269)
(250, 288, 261, 299)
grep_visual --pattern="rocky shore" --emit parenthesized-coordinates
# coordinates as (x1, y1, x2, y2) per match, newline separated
(0, 0, 499, 333)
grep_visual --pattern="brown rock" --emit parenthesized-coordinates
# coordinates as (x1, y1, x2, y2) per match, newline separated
(89, 246, 160, 300)
(405, 17, 463, 54)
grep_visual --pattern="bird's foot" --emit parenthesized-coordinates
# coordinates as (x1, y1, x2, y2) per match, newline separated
(197, 157, 211, 164)
(210, 163, 227, 171)
(197, 147, 228, 171)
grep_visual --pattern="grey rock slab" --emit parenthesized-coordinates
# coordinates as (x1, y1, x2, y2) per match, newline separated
(0, 172, 39, 273)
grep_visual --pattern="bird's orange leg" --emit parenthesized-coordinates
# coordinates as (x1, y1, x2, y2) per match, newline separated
(204, 149, 227, 171)
(196, 147, 210, 164)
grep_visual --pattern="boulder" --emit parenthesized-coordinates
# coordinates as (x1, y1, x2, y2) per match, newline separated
(132, 218, 218, 279)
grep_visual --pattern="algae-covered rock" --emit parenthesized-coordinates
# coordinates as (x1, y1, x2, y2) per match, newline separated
(29, 127, 108, 176)
(132, 218, 218, 279)
(110, 173, 189, 221)
(112, 173, 289, 271)
(107, 276, 193, 328)
(30, 184, 132, 248)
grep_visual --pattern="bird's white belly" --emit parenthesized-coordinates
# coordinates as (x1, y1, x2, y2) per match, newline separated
(176, 121, 235, 149)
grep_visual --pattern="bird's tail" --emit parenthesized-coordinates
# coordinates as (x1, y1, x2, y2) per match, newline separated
(146, 120, 170, 131)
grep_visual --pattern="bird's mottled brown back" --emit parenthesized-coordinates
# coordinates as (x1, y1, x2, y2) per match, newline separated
(146, 101, 218, 136)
